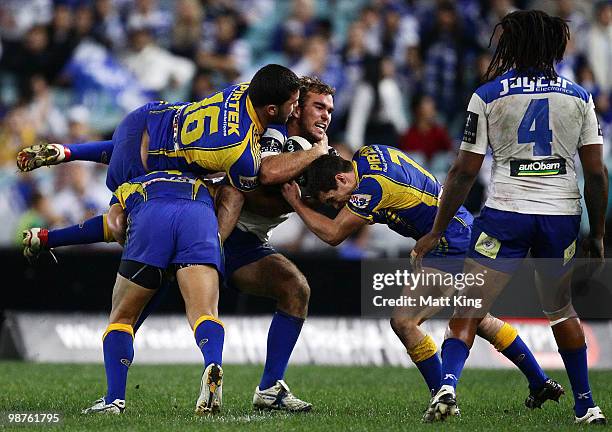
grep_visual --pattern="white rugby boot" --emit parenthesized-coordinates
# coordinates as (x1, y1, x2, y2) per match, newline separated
(82, 397, 125, 414)
(253, 380, 312, 412)
(195, 363, 223, 415)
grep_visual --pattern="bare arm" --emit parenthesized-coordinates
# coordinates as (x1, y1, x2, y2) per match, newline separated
(579, 144, 608, 258)
(259, 136, 329, 185)
(214, 184, 245, 243)
(413, 150, 484, 258)
(281, 182, 367, 246)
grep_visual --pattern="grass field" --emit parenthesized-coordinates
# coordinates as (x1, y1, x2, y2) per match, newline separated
(1, 362, 610, 431)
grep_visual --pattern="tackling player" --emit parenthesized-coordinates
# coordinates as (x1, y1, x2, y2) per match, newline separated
(82, 171, 225, 416)
(412, 10, 607, 424)
(17, 64, 301, 192)
(281, 146, 563, 412)
(22, 76, 336, 412)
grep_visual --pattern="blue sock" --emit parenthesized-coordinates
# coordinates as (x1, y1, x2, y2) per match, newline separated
(103, 325, 134, 402)
(65, 140, 114, 164)
(501, 336, 548, 391)
(415, 354, 442, 395)
(440, 338, 470, 389)
(560, 346, 596, 417)
(194, 316, 224, 367)
(259, 310, 304, 390)
(47, 215, 108, 247)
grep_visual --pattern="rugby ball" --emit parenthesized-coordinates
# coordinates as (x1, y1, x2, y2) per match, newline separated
(282, 135, 312, 153)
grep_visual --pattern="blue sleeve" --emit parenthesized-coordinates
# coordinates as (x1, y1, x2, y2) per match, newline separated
(227, 145, 260, 192)
(345, 177, 384, 221)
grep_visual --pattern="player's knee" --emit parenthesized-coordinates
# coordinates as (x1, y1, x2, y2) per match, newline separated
(274, 268, 310, 307)
(390, 316, 419, 335)
(476, 313, 505, 341)
(544, 302, 578, 327)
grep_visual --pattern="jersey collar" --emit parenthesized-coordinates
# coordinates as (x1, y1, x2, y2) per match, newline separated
(246, 95, 264, 134)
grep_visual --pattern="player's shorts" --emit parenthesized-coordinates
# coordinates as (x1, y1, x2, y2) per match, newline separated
(106, 101, 165, 192)
(467, 206, 581, 274)
(422, 217, 472, 274)
(122, 196, 222, 272)
(223, 227, 277, 288)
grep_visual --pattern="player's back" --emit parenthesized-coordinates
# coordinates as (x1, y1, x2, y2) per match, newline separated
(461, 69, 602, 215)
(145, 82, 263, 189)
(113, 170, 212, 215)
(351, 145, 471, 239)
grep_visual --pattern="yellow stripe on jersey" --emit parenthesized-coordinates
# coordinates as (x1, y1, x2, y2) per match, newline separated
(245, 95, 263, 134)
(365, 174, 439, 212)
(387, 148, 437, 182)
(114, 182, 147, 209)
(345, 203, 374, 221)
(148, 123, 257, 176)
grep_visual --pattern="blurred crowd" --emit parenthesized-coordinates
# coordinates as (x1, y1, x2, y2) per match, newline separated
(0, 0, 611, 255)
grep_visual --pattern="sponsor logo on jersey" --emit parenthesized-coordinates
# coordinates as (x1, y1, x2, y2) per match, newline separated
(462, 111, 478, 144)
(226, 83, 250, 136)
(359, 146, 387, 171)
(260, 136, 283, 154)
(349, 193, 372, 209)
(239, 175, 259, 190)
(510, 158, 567, 176)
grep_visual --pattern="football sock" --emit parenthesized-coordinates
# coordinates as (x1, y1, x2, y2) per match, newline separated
(65, 140, 114, 164)
(440, 338, 470, 389)
(408, 334, 442, 394)
(103, 323, 134, 402)
(47, 214, 112, 248)
(194, 315, 225, 368)
(559, 345, 596, 417)
(259, 310, 304, 390)
(493, 324, 547, 390)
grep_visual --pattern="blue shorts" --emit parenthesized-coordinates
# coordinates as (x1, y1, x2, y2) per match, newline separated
(423, 217, 472, 274)
(122, 197, 222, 272)
(106, 101, 164, 192)
(467, 206, 581, 274)
(223, 227, 277, 286)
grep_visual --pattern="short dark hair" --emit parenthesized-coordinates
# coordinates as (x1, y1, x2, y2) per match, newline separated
(298, 76, 335, 108)
(305, 154, 353, 197)
(484, 10, 569, 82)
(248, 64, 300, 107)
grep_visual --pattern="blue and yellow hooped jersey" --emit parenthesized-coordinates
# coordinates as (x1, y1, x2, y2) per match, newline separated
(112, 170, 213, 215)
(145, 82, 264, 192)
(346, 145, 472, 239)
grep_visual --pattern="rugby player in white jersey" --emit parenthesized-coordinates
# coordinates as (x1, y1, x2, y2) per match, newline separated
(413, 10, 608, 424)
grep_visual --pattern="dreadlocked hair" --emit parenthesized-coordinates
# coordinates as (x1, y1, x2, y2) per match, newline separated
(484, 10, 570, 82)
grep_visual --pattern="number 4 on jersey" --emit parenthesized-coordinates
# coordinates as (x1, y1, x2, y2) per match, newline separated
(518, 98, 552, 156)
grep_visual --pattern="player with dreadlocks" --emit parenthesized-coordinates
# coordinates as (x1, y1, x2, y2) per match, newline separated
(413, 10, 607, 424)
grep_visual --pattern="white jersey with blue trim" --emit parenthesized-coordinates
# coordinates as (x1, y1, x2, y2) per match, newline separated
(460, 69, 603, 215)
(235, 125, 291, 242)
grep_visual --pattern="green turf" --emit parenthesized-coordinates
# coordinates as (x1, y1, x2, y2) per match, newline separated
(0, 362, 609, 431)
